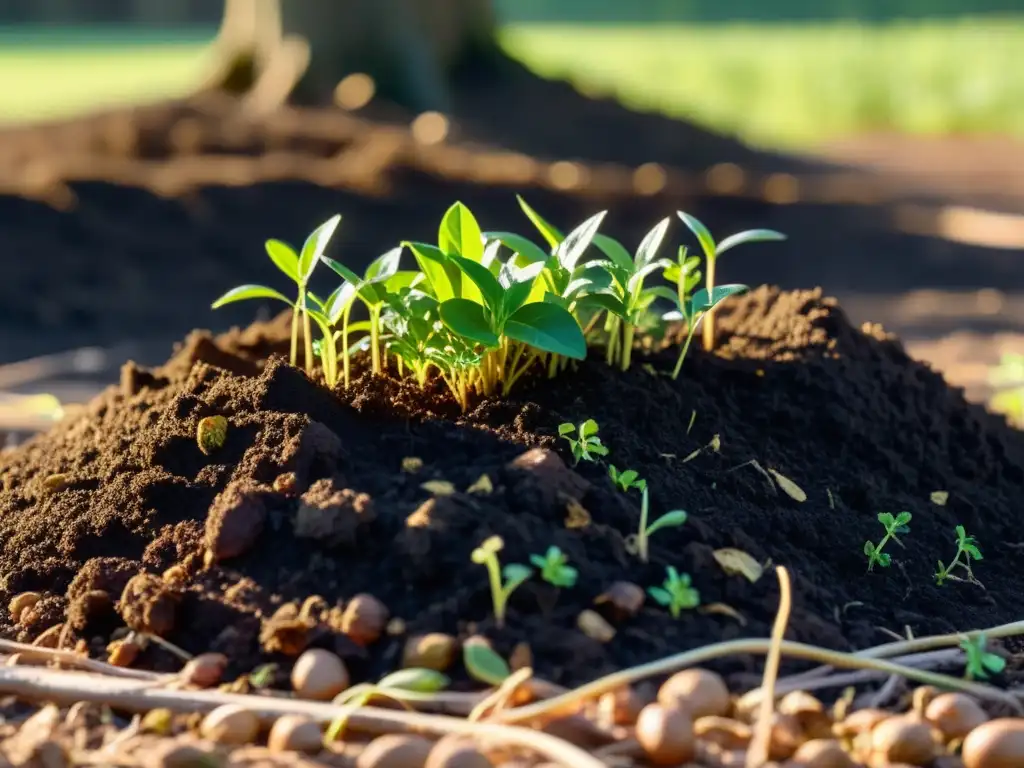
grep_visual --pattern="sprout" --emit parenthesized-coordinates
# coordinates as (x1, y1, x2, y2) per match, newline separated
(558, 419, 608, 465)
(608, 465, 646, 493)
(935, 525, 983, 587)
(864, 511, 912, 572)
(626, 486, 688, 563)
(212, 214, 340, 374)
(471, 536, 532, 628)
(529, 546, 578, 589)
(647, 567, 700, 618)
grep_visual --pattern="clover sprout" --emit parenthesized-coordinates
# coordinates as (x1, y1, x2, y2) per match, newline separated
(529, 546, 578, 589)
(935, 525, 983, 586)
(960, 633, 1005, 681)
(864, 511, 911, 572)
(558, 419, 608, 465)
(608, 464, 646, 493)
(647, 566, 700, 618)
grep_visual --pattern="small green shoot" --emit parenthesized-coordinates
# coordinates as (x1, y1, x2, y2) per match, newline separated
(960, 633, 1005, 681)
(935, 525, 983, 586)
(647, 566, 700, 618)
(212, 214, 341, 374)
(529, 546, 578, 588)
(471, 536, 532, 628)
(558, 419, 609, 465)
(608, 464, 646, 493)
(864, 511, 912, 572)
(677, 211, 786, 353)
(627, 486, 688, 562)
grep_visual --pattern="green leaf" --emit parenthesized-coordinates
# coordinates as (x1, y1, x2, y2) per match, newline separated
(646, 510, 688, 536)
(592, 234, 635, 274)
(505, 302, 586, 359)
(984, 655, 1006, 674)
(647, 587, 671, 606)
(211, 284, 294, 309)
(965, 544, 983, 560)
(690, 284, 749, 312)
(365, 247, 403, 282)
(439, 298, 499, 347)
(439, 202, 484, 262)
(377, 668, 450, 693)
(449, 254, 504, 313)
(955, 525, 967, 540)
(716, 228, 787, 256)
(264, 239, 300, 282)
(677, 211, 716, 261)
(580, 419, 599, 438)
(635, 217, 671, 268)
(406, 242, 457, 302)
(864, 541, 875, 556)
(555, 211, 606, 271)
(877, 512, 895, 528)
(321, 257, 380, 305)
(484, 232, 550, 264)
(463, 643, 511, 686)
(895, 511, 913, 526)
(577, 292, 627, 318)
(299, 214, 341, 283)
(328, 282, 358, 324)
(558, 423, 575, 436)
(517, 195, 563, 250)
(626, 260, 670, 300)
(502, 273, 538, 318)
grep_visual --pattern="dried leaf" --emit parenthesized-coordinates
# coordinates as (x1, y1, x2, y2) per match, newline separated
(577, 610, 616, 643)
(712, 548, 764, 583)
(930, 490, 949, 506)
(699, 603, 747, 626)
(467, 474, 493, 495)
(827, 488, 835, 509)
(768, 468, 806, 502)
(420, 480, 455, 496)
(401, 457, 423, 473)
(564, 497, 591, 529)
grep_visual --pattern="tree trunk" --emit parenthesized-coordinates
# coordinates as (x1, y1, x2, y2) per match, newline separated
(207, 0, 497, 113)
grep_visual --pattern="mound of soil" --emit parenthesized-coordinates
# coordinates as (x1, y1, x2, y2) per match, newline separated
(2, 287, 1022, 691)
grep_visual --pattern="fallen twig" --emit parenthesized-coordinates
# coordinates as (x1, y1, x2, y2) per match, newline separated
(0, 664, 604, 768)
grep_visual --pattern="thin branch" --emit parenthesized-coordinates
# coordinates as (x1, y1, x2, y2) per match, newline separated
(0, 665, 604, 768)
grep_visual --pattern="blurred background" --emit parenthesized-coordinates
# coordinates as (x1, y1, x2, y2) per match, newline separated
(1, 0, 1022, 437)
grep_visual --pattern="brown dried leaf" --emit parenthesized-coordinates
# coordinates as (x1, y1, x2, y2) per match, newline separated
(712, 548, 764, 582)
(466, 474, 493, 495)
(768, 468, 806, 502)
(420, 480, 455, 496)
(564, 497, 591, 529)
(930, 490, 949, 506)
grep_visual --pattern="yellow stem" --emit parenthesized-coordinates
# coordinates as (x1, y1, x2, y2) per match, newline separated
(702, 258, 717, 352)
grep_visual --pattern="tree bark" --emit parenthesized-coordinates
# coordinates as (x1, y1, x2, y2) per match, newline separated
(207, 0, 497, 113)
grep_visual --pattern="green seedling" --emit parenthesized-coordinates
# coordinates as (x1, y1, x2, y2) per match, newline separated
(212, 214, 341, 374)
(960, 633, 1005, 681)
(864, 511, 911, 572)
(676, 211, 786, 353)
(647, 566, 700, 618)
(471, 535, 532, 628)
(627, 486, 688, 562)
(403, 202, 589, 407)
(935, 525, 983, 586)
(327, 667, 450, 741)
(558, 419, 608, 465)
(608, 464, 646, 493)
(529, 546, 578, 588)
(659, 244, 749, 379)
(575, 219, 674, 371)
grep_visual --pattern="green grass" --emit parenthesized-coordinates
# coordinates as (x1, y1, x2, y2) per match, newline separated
(2, 20, 1023, 148)
(500, 18, 1024, 148)
(0, 27, 212, 125)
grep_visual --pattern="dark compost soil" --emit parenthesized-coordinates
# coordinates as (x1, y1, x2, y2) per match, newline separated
(2, 287, 1023, 692)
